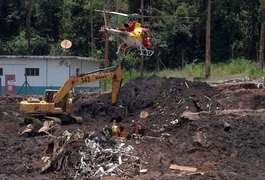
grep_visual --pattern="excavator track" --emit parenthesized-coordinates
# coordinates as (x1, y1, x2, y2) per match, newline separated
(71, 116, 83, 124)
(23, 114, 83, 125)
(44, 116, 62, 124)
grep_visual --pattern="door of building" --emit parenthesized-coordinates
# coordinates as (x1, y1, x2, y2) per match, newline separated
(5, 74, 16, 96)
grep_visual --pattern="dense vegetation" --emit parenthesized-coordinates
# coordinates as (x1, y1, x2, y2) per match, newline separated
(1, 0, 265, 72)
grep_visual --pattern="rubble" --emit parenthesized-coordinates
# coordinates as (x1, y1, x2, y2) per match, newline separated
(0, 76, 265, 179)
(40, 131, 147, 179)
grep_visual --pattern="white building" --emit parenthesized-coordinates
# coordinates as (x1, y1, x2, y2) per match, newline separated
(0, 56, 102, 95)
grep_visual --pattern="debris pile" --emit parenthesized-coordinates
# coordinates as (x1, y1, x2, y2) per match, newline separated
(75, 76, 221, 121)
(1, 76, 265, 179)
(0, 96, 20, 120)
(41, 130, 147, 179)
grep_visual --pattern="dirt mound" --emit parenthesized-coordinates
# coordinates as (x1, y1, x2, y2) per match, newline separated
(0, 96, 20, 123)
(64, 77, 265, 179)
(218, 89, 265, 109)
(75, 76, 220, 122)
(1, 77, 265, 179)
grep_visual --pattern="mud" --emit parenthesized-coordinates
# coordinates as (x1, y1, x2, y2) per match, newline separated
(0, 76, 265, 179)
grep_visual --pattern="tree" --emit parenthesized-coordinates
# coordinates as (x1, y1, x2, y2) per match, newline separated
(0, 0, 24, 54)
(33, 0, 63, 41)
(146, 1, 198, 69)
(259, 0, 265, 69)
(25, 0, 32, 51)
(211, 0, 259, 61)
(0, 0, 263, 68)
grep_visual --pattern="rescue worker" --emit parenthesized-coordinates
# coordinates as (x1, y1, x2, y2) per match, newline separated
(131, 120, 145, 138)
(67, 90, 74, 113)
(131, 120, 139, 134)
(120, 125, 127, 138)
(112, 120, 120, 137)
(67, 96, 73, 113)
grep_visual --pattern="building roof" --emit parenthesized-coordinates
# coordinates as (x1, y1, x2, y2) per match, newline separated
(0, 55, 103, 63)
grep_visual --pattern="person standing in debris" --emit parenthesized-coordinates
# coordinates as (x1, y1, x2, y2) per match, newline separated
(102, 125, 112, 138)
(67, 96, 73, 113)
(67, 90, 74, 113)
(139, 124, 145, 136)
(131, 120, 145, 138)
(120, 125, 127, 138)
(112, 120, 120, 137)
(131, 120, 139, 134)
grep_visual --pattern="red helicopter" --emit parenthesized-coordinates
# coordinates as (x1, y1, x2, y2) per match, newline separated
(95, 9, 154, 56)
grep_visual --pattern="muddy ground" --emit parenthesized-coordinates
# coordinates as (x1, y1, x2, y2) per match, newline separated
(0, 76, 265, 179)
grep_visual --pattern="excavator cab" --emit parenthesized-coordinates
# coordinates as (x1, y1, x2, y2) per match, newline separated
(45, 89, 58, 103)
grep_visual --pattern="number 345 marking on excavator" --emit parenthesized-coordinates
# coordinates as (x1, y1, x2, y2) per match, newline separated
(81, 76, 91, 83)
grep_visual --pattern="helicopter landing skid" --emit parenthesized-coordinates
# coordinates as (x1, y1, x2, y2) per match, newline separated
(116, 44, 129, 55)
(140, 46, 154, 57)
(116, 45, 154, 57)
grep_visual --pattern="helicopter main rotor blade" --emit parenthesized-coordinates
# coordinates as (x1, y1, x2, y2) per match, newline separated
(94, 9, 140, 18)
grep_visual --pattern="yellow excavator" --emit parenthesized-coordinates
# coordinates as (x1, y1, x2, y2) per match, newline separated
(19, 65, 123, 124)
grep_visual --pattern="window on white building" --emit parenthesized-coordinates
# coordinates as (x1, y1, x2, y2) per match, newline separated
(0, 68, 2, 76)
(25, 68, 39, 76)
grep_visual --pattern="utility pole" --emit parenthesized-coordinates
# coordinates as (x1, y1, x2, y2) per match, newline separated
(103, 0, 110, 91)
(90, 0, 94, 57)
(140, 0, 144, 77)
(104, 1, 109, 68)
(205, 0, 211, 79)
(116, 0, 121, 66)
(259, 12, 265, 69)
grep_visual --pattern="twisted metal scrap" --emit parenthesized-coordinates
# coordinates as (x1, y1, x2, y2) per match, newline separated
(41, 131, 146, 178)
(70, 132, 145, 179)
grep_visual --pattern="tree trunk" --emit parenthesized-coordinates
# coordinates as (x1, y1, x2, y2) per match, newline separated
(205, 0, 211, 79)
(181, 49, 185, 69)
(90, 0, 94, 57)
(155, 52, 160, 72)
(26, 0, 32, 53)
(103, 1, 110, 91)
(259, 13, 265, 69)
(140, 0, 144, 77)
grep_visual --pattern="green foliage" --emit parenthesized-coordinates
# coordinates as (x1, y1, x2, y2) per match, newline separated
(0, 40, 10, 54)
(112, 52, 139, 70)
(103, 68, 154, 90)
(33, 0, 63, 41)
(50, 43, 65, 56)
(221, 58, 252, 74)
(249, 67, 265, 79)
(0, 0, 264, 72)
(122, 69, 154, 83)
(6, 31, 28, 55)
(183, 61, 205, 77)
(6, 31, 51, 55)
(159, 58, 265, 81)
(211, 0, 259, 60)
(0, 0, 23, 39)
(30, 35, 51, 55)
(259, 0, 265, 13)
(95, 49, 104, 59)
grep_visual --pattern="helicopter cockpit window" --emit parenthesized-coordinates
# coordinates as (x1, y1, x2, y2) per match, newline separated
(142, 31, 150, 38)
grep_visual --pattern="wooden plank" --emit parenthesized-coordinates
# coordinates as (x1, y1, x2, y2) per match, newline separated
(169, 164, 197, 172)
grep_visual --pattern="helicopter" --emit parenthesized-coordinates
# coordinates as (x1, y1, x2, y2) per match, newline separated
(95, 9, 154, 57)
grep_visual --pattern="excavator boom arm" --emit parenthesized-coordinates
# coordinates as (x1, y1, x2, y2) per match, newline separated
(52, 66, 123, 104)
